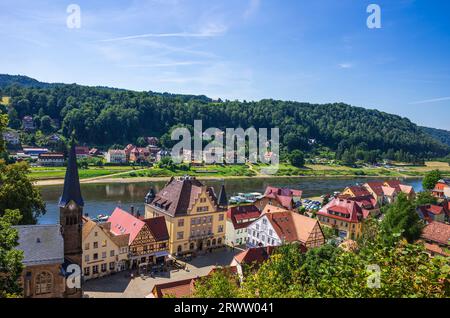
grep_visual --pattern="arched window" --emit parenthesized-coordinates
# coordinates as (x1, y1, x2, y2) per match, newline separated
(189, 242, 195, 250)
(212, 239, 216, 246)
(177, 245, 182, 253)
(206, 240, 211, 247)
(218, 238, 222, 245)
(35, 271, 53, 295)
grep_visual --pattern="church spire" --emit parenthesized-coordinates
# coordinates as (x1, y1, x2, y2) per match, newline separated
(59, 139, 84, 207)
(217, 183, 228, 208)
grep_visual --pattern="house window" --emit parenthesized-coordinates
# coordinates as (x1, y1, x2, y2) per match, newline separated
(93, 253, 98, 260)
(189, 242, 195, 250)
(177, 245, 182, 253)
(85, 243, 90, 250)
(102, 252, 107, 259)
(256, 224, 260, 230)
(101, 263, 107, 272)
(93, 265, 99, 274)
(200, 198, 207, 203)
(109, 262, 115, 270)
(269, 229, 273, 236)
(94, 231, 98, 237)
(35, 271, 53, 295)
(219, 214, 224, 221)
(85, 255, 90, 262)
(178, 219, 184, 227)
(110, 250, 115, 257)
(84, 267, 90, 276)
(93, 242, 98, 249)
(263, 219, 267, 225)
(218, 225, 224, 233)
(177, 232, 184, 240)
(218, 238, 222, 245)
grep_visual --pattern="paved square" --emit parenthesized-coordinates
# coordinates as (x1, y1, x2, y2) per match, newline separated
(83, 248, 240, 298)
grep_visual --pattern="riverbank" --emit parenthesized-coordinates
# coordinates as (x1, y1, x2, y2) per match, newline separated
(33, 173, 425, 187)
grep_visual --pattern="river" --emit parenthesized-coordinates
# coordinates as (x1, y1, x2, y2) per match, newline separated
(37, 177, 423, 224)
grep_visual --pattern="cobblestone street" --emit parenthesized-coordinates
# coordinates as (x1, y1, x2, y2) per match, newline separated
(83, 248, 240, 298)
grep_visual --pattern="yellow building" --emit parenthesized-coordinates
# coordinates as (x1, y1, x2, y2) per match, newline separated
(82, 217, 129, 281)
(144, 176, 228, 256)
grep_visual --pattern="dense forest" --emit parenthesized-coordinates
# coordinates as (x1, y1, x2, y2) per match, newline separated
(420, 126, 450, 148)
(1, 74, 449, 163)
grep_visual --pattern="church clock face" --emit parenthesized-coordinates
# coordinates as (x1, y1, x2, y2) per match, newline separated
(68, 202, 77, 211)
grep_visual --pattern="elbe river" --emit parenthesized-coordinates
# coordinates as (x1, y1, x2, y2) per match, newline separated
(37, 177, 423, 224)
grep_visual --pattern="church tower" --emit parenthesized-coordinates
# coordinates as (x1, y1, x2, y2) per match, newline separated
(59, 140, 84, 298)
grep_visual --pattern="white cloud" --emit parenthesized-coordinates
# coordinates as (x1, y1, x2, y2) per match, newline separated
(338, 63, 353, 69)
(244, 0, 261, 18)
(409, 96, 450, 105)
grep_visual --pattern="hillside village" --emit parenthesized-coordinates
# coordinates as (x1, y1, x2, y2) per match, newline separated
(8, 141, 449, 298)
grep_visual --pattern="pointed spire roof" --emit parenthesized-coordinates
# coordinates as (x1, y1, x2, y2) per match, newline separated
(59, 141, 84, 207)
(218, 184, 228, 207)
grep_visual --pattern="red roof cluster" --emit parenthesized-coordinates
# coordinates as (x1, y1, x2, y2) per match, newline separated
(318, 197, 367, 223)
(263, 186, 303, 210)
(421, 222, 450, 246)
(227, 205, 261, 230)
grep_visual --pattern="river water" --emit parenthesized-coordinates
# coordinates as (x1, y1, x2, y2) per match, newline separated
(37, 177, 423, 224)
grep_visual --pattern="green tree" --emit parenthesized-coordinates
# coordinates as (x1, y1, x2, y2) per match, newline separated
(39, 115, 53, 134)
(289, 150, 305, 168)
(0, 209, 24, 298)
(193, 268, 239, 298)
(0, 162, 46, 224)
(380, 192, 423, 246)
(422, 169, 443, 190)
(415, 191, 438, 207)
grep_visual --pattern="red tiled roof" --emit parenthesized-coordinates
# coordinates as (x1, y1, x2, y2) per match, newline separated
(143, 216, 169, 241)
(364, 182, 384, 196)
(345, 186, 371, 197)
(151, 278, 198, 298)
(263, 186, 302, 210)
(234, 246, 276, 265)
(108, 207, 145, 245)
(227, 205, 261, 230)
(421, 222, 450, 246)
(318, 198, 364, 223)
(265, 211, 321, 244)
(150, 177, 220, 217)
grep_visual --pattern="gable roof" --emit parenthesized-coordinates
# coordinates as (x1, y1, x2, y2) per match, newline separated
(149, 176, 220, 217)
(82, 217, 98, 241)
(318, 197, 365, 223)
(421, 222, 450, 246)
(143, 216, 169, 241)
(263, 186, 302, 210)
(13, 225, 64, 266)
(345, 186, 372, 197)
(227, 205, 261, 230)
(363, 182, 385, 196)
(264, 211, 321, 244)
(234, 246, 277, 265)
(108, 207, 145, 245)
(151, 277, 199, 298)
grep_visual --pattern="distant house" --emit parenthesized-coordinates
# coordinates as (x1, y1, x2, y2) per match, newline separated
(89, 148, 101, 157)
(420, 222, 450, 257)
(23, 147, 49, 158)
(148, 277, 199, 298)
(146, 137, 159, 146)
(363, 181, 415, 204)
(106, 149, 127, 164)
(48, 134, 61, 143)
(75, 146, 90, 159)
(247, 209, 325, 248)
(147, 145, 161, 161)
(254, 186, 303, 211)
(156, 150, 171, 162)
(22, 116, 35, 131)
(130, 147, 150, 163)
(2, 130, 20, 145)
(38, 153, 65, 167)
(225, 205, 261, 246)
(432, 179, 450, 199)
(317, 197, 371, 240)
(417, 204, 448, 224)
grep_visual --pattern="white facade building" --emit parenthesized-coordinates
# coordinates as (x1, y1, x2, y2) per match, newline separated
(106, 149, 127, 164)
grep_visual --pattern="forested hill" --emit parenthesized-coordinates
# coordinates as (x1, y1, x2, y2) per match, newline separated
(420, 126, 450, 147)
(0, 74, 449, 162)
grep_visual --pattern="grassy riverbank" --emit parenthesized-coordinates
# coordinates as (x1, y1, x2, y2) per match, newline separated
(31, 161, 450, 187)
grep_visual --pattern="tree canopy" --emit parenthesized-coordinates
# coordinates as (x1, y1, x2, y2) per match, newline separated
(422, 170, 443, 190)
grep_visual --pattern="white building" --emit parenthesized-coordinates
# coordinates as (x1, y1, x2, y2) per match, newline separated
(106, 149, 127, 164)
(37, 153, 65, 167)
(2, 130, 20, 145)
(225, 205, 261, 246)
(247, 209, 325, 249)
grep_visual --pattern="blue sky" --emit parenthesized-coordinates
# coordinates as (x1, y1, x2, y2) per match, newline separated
(0, 0, 449, 130)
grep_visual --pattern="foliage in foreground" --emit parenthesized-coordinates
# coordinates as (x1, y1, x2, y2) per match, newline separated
(0, 209, 24, 298)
